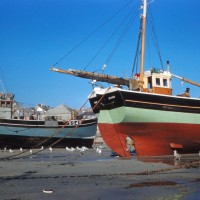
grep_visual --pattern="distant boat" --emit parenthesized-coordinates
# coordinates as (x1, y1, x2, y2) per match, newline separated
(0, 93, 97, 149)
(51, 0, 200, 157)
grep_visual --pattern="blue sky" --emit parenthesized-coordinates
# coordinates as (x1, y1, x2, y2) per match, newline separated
(0, 0, 199, 109)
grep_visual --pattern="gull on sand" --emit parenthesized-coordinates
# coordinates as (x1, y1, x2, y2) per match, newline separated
(174, 150, 181, 160)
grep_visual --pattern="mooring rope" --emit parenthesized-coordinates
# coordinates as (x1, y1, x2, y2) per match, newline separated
(1, 87, 200, 175)
(0, 87, 110, 161)
(0, 92, 94, 161)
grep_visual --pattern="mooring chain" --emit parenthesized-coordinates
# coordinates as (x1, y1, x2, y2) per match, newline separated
(1, 159, 200, 180)
(1, 87, 200, 176)
(122, 159, 200, 176)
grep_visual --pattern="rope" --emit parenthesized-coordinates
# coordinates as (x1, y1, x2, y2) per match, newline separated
(147, 6, 164, 70)
(104, 5, 140, 66)
(0, 87, 110, 161)
(53, 0, 135, 67)
(0, 94, 92, 161)
(2, 86, 200, 176)
(5, 126, 31, 133)
(83, 0, 140, 71)
(131, 19, 142, 77)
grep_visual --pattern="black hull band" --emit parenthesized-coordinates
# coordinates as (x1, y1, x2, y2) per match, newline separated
(90, 90, 200, 114)
(0, 135, 94, 149)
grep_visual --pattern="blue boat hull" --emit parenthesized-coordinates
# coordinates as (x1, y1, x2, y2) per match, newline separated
(0, 118, 97, 149)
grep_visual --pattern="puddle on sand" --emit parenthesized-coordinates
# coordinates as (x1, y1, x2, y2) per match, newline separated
(191, 178, 200, 183)
(126, 181, 178, 188)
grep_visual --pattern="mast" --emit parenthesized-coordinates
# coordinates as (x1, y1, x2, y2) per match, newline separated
(139, 0, 147, 91)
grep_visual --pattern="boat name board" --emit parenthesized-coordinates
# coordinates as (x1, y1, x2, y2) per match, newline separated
(68, 120, 80, 126)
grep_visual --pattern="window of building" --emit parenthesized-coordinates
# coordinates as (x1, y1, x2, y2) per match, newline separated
(6, 102, 11, 108)
(1, 101, 5, 107)
(156, 78, 160, 86)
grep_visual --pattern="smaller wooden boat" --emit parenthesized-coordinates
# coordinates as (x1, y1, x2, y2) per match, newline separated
(0, 93, 97, 149)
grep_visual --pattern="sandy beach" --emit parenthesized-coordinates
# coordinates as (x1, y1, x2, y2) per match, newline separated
(0, 147, 200, 200)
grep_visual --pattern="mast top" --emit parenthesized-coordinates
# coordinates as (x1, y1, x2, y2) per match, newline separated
(142, 0, 147, 18)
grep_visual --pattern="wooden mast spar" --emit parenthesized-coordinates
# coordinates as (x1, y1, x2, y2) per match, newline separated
(139, 0, 147, 92)
(171, 74, 200, 87)
(50, 67, 139, 88)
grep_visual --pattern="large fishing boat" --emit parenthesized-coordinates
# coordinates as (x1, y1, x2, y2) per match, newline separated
(51, 0, 200, 157)
(0, 93, 97, 149)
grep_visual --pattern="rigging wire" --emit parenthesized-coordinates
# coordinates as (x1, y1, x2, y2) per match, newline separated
(0, 95, 93, 161)
(129, 1, 165, 78)
(83, 0, 140, 71)
(104, 2, 140, 66)
(52, 0, 135, 67)
(147, 5, 164, 70)
(0, 65, 8, 93)
(0, 88, 110, 161)
(131, 19, 142, 77)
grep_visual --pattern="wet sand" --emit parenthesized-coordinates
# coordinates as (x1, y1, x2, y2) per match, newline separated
(0, 147, 200, 200)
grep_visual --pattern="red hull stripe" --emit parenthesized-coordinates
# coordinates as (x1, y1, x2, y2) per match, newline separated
(98, 122, 200, 157)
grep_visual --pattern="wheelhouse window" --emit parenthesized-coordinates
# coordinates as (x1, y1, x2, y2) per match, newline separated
(163, 79, 168, 87)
